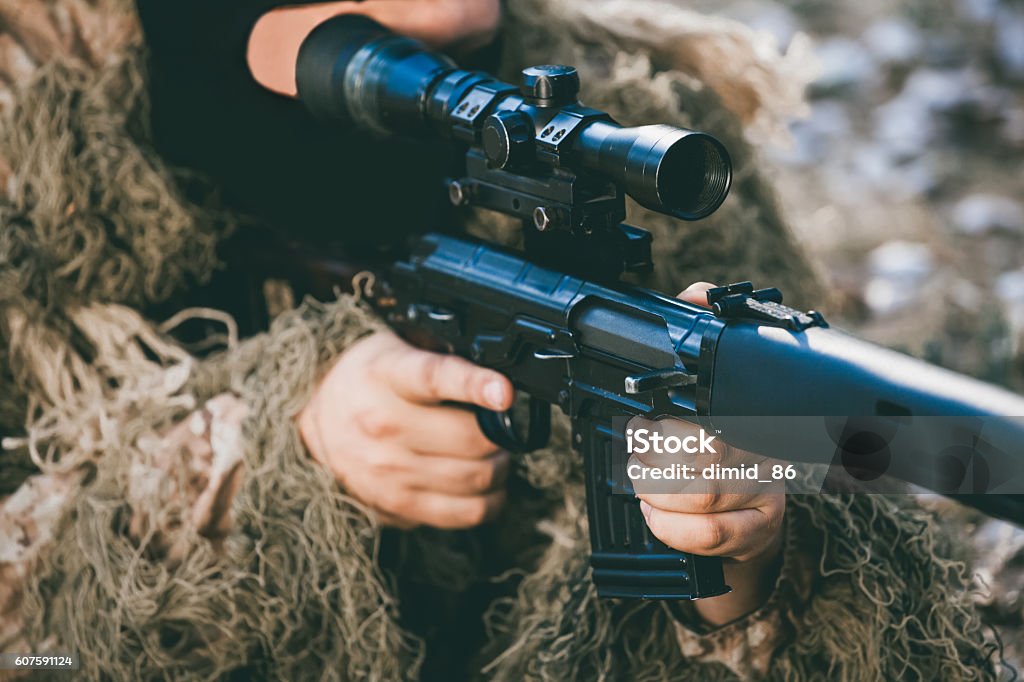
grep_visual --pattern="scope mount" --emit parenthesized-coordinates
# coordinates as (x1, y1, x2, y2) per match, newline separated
(445, 151, 653, 281)
(444, 65, 654, 281)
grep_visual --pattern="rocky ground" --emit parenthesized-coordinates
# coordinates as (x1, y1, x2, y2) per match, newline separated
(686, 0, 1024, 671)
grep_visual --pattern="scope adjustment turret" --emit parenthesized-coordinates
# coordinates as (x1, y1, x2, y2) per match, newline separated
(520, 65, 579, 108)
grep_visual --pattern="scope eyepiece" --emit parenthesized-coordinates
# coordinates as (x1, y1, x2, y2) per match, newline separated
(296, 15, 456, 135)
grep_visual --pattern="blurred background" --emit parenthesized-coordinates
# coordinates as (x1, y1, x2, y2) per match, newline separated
(691, 0, 1024, 666)
(694, 0, 1024, 390)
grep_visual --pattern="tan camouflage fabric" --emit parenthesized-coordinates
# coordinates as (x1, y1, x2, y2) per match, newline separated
(0, 0, 137, 186)
(669, 515, 818, 680)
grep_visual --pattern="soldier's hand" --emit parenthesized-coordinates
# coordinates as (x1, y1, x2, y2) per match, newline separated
(297, 329, 514, 529)
(635, 282, 786, 626)
(248, 0, 502, 97)
(632, 418, 785, 564)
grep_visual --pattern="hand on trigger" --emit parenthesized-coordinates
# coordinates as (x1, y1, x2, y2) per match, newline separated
(298, 329, 514, 529)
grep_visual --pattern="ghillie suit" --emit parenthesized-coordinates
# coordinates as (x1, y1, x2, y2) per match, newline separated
(0, 0, 1004, 680)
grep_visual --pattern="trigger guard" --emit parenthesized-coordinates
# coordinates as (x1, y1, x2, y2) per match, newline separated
(475, 397, 551, 453)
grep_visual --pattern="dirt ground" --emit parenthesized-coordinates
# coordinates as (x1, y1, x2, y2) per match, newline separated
(686, 0, 1024, 669)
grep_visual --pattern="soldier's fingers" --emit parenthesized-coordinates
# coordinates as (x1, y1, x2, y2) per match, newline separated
(356, 402, 498, 459)
(381, 347, 513, 411)
(636, 489, 769, 515)
(378, 489, 506, 529)
(405, 451, 510, 495)
(639, 502, 783, 561)
(677, 282, 717, 308)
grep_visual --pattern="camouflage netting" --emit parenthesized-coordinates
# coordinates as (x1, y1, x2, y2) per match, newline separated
(0, 0, 228, 492)
(0, 0, 1006, 680)
(17, 297, 430, 680)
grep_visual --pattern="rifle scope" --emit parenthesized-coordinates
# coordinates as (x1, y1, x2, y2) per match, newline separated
(296, 15, 731, 221)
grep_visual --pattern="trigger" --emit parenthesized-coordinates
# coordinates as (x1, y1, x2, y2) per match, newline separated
(475, 397, 551, 453)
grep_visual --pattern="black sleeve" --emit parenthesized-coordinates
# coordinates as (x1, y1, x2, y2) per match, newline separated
(135, 0, 454, 252)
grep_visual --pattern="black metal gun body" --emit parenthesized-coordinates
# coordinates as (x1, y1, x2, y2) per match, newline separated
(383, 234, 731, 598)
(373, 233, 1024, 600)
(293, 15, 1024, 601)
